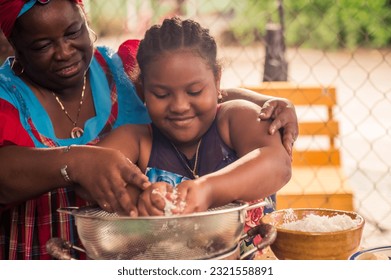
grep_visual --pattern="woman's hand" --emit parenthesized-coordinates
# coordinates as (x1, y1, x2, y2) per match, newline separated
(69, 146, 150, 215)
(259, 98, 298, 157)
(73, 183, 141, 217)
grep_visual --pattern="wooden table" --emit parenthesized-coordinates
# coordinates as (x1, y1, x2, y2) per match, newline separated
(254, 247, 278, 260)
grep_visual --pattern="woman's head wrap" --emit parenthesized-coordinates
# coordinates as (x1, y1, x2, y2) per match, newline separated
(0, 0, 83, 38)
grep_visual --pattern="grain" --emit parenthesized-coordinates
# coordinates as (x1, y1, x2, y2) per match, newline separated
(281, 212, 361, 232)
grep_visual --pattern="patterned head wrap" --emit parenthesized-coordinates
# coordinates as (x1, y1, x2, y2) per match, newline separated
(0, 0, 83, 38)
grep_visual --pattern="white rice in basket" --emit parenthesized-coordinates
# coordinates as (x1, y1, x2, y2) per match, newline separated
(152, 188, 186, 216)
(281, 209, 361, 232)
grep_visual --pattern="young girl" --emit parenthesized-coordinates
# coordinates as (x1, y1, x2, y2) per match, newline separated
(98, 17, 291, 254)
(99, 16, 292, 215)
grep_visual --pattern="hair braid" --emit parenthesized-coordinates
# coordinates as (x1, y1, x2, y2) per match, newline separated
(136, 17, 220, 83)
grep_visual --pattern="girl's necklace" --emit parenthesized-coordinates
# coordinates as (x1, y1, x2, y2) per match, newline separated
(52, 75, 86, 138)
(171, 138, 202, 179)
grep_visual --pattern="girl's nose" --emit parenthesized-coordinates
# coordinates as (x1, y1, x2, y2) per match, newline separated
(169, 93, 191, 113)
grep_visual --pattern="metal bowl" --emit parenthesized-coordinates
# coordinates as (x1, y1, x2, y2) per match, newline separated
(349, 246, 391, 260)
(58, 201, 267, 260)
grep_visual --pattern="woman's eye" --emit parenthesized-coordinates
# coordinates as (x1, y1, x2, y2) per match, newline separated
(66, 28, 82, 39)
(31, 42, 52, 52)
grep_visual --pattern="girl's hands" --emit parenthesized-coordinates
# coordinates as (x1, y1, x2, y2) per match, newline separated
(137, 180, 213, 216)
(171, 180, 212, 215)
(137, 182, 176, 216)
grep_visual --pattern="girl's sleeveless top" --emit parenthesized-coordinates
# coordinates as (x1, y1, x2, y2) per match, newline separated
(146, 120, 276, 258)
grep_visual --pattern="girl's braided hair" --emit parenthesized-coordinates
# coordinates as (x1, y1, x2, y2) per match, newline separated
(136, 17, 221, 84)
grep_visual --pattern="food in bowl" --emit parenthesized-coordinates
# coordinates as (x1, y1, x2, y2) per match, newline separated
(261, 208, 365, 260)
(280, 208, 362, 232)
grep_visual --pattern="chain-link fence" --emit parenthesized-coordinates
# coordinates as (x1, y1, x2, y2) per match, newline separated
(1, 0, 390, 249)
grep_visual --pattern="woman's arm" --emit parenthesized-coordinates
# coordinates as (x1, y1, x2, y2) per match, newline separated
(0, 145, 75, 205)
(0, 144, 149, 214)
(223, 88, 298, 156)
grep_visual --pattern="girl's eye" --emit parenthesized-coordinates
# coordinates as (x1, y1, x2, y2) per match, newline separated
(188, 89, 202, 96)
(152, 91, 169, 98)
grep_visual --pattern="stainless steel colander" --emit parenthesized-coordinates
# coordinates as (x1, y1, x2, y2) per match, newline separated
(55, 200, 273, 260)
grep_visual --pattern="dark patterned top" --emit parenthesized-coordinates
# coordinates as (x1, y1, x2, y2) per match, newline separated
(148, 119, 238, 179)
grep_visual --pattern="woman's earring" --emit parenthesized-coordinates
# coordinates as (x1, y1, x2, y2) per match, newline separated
(88, 27, 98, 44)
(11, 58, 24, 76)
(218, 90, 223, 103)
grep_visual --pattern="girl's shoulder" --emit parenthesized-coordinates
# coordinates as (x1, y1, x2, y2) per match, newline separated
(217, 99, 272, 152)
(108, 123, 150, 141)
(218, 99, 262, 121)
(216, 100, 262, 148)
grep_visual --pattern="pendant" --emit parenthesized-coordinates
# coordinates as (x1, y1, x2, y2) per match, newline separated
(71, 127, 84, 139)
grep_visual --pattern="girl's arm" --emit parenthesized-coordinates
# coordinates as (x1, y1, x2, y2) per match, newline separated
(96, 124, 154, 216)
(97, 124, 151, 173)
(176, 100, 292, 212)
(223, 88, 298, 156)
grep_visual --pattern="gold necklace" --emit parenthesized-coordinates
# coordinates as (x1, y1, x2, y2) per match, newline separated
(52, 75, 86, 138)
(171, 138, 202, 179)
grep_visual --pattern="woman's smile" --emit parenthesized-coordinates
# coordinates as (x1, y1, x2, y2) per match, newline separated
(54, 61, 82, 78)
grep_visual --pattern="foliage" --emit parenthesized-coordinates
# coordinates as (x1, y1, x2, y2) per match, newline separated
(227, 0, 278, 45)
(229, 0, 391, 49)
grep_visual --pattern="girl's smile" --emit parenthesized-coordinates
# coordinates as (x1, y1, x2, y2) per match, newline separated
(143, 50, 220, 146)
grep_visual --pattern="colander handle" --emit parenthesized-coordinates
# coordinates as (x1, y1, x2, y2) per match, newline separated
(46, 237, 86, 260)
(244, 200, 275, 211)
(239, 223, 277, 260)
(57, 206, 80, 215)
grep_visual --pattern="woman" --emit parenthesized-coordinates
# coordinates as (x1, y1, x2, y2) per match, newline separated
(0, 0, 297, 259)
